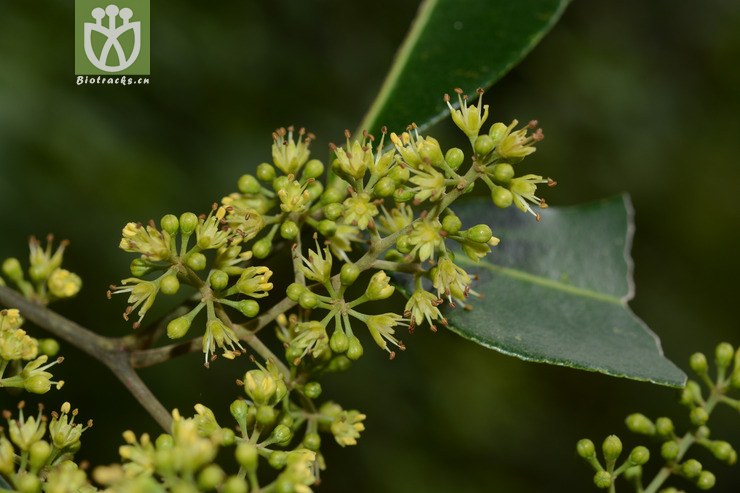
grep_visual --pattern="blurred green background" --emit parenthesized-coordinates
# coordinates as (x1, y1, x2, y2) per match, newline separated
(2, 0, 740, 491)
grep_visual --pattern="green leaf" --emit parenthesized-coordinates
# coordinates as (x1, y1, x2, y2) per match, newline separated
(358, 0, 571, 135)
(445, 195, 686, 387)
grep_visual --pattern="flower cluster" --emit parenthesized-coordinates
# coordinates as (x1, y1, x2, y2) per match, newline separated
(1, 235, 81, 305)
(577, 342, 740, 492)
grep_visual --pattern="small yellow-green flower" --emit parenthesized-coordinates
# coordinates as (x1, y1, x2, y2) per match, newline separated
(272, 126, 313, 175)
(331, 410, 366, 447)
(444, 88, 489, 139)
(342, 193, 378, 230)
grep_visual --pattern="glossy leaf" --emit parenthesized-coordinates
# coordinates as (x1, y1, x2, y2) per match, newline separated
(358, 0, 571, 135)
(442, 195, 686, 387)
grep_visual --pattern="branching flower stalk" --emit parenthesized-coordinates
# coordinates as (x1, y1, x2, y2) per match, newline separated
(0, 89, 556, 491)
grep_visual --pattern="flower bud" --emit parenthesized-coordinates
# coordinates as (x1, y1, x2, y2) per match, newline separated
(180, 212, 199, 235)
(474, 135, 494, 156)
(252, 238, 272, 259)
(324, 203, 343, 220)
(269, 451, 288, 469)
(256, 405, 276, 426)
(256, 163, 276, 182)
(130, 258, 153, 277)
(29, 440, 51, 471)
(167, 317, 191, 339)
(442, 214, 462, 235)
(186, 252, 207, 271)
(655, 417, 675, 437)
(709, 440, 736, 464)
(270, 424, 292, 445)
(160, 214, 179, 235)
(317, 219, 337, 237)
(238, 174, 262, 195)
(489, 122, 508, 143)
(393, 187, 415, 202)
(303, 432, 321, 451)
(286, 282, 304, 301)
(602, 435, 622, 462)
(690, 352, 708, 375)
(365, 271, 394, 300)
(593, 471, 612, 489)
(238, 300, 259, 318)
(298, 291, 318, 309)
(680, 380, 703, 406)
(715, 342, 734, 369)
(681, 458, 702, 478)
(304, 382, 322, 399)
(347, 335, 363, 360)
(236, 442, 258, 471)
(491, 185, 513, 208)
(465, 224, 493, 243)
(222, 477, 248, 493)
(697, 470, 716, 490)
(0, 437, 14, 476)
(373, 176, 397, 197)
(330, 330, 349, 353)
(576, 439, 596, 459)
(280, 220, 299, 240)
(321, 186, 346, 205)
(661, 441, 680, 461)
(396, 235, 412, 254)
(389, 165, 410, 184)
(197, 465, 225, 490)
(2, 257, 24, 282)
(244, 370, 277, 406)
(690, 407, 709, 426)
(625, 413, 655, 435)
(24, 374, 52, 394)
(15, 473, 41, 493)
(445, 147, 464, 169)
(629, 446, 650, 466)
(38, 338, 60, 357)
(340, 263, 360, 285)
(491, 163, 515, 182)
(159, 274, 180, 295)
(273, 175, 289, 192)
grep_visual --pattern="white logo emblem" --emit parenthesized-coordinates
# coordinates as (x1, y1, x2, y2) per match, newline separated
(84, 4, 141, 72)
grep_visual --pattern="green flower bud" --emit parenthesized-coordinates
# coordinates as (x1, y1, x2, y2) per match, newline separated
(465, 224, 493, 243)
(389, 165, 410, 184)
(327, 355, 352, 373)
(236, 442, 258, 470)
(238, 174, 262, 195)
(257, 163, 276, 182)
(365, 271, 394, 300)
(38, 338, 60, 357)
(303, 432, 321, 451)
(24, 374, 52, 394)
(273, 175, 290, 192)
(680, 380, 703, 406)
(220, 427, 235, 446)
(474, 134, 494, 156)
(0, 437, 14, 476)
(690, 407, 709, 426)
(238, 300, 259, 318)
(655, 417, 675, 437)
(690, 352, 709, 375)
(129, 258, 152, 277)
(14, 473, 41, 493)
(270, 424, 292, 445)
(393, 187, 415, 203)
(661, 441, 680, 461)
(373, 176, 397, 198)
(29, 440, 51, 471)
(198, 464, 225, 490)
(317, 219, 337, 237)
(491, 186, 513, 208)
(330, 330, 349, 353)
(593, 471, 612, 489)
(180, 212, 199, 235)
(303, 159, 324, 179)
(576, 439, 596, 459)
(209, 270, 229, 291)
(442, 214, 462, 235)
(396, 235, 412, 254)
(222, 477, 248, 493)
(710, 440, 736, 464)
(252, 238, 272, 259)
(489, 122, 508, 143)
(602, 435, 622, 462)
(347, 335, 363, 360)
(681, 458, 702, 479)
(156, 433, 174, 449)
(167, 316, 191, 339)
(307, 181, 323, 201)
(716, 342, 734, 369)
(160, 214, 179, 235)
(159, 274, 180, 295)
(280, 220, 299, 240)
(186, 252, 207, 271)
(731, 369, 740, 389)
(286, 282, 304, 301)
(321, 186, 346, 205)
(445, 147, 464, 170)
(298, 291, 318, 309)
(622, 464, 642, 483)
(230, 399, 249, 423)
(696, 425, 710, 439)
(625, 413, 655, 435)
(491, 163, 515, 182)
(269, 451, 288, 469)
(2, 257, 24, 282)
(629, 446, 650, 466)
(340, 263, 360, 285)
(256, 405, 276, 426)
(697, 470, 716, 490)
(304, 382, 322, 399)
(324, 203, 344, 220)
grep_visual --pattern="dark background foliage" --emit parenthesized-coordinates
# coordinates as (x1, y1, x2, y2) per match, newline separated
(1, 1, 739, 491)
